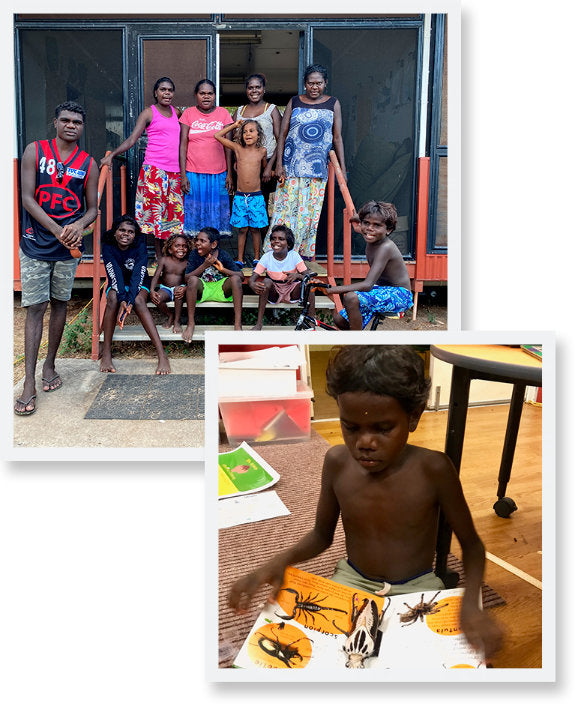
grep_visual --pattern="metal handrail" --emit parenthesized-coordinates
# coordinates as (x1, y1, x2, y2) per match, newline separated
(326, 150, 357, 288)
(90, 153, 120, 360)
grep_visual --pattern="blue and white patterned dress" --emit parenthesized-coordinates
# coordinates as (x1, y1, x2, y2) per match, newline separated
(283, 96, 336, 179)
(266, 95, 338, 260)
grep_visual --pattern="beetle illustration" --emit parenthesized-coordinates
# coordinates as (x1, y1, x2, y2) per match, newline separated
(275, 588, 348, 627)
(250, 622, 313, 668)
(333, 593, 389, 668)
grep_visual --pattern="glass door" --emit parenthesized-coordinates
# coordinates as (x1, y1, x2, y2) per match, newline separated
(122, 29, 215, 204)
(312, 25, 422, 258)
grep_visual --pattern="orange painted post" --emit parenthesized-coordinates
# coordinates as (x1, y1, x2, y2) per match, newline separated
(343, 208, 352, 285)
(328, 150, 356, 289)
(120, 164, 127, 216)
(413, 157, 430, 320)
(13, 159, 21, 285)
(91, 208, 102, 360)
(91, 164, 111, 360)
(106, 163, 113, 229)
(326, 161, 335, 279)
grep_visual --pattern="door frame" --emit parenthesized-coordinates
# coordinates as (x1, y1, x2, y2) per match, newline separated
(124, 24, 216, 195)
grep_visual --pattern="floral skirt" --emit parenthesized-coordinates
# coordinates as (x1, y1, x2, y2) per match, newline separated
(184, 171, 231, 236)
(264, 176, 327, 260)
(135, 164, 184, 240)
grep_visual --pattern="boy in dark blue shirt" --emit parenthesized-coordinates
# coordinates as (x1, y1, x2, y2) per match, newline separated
(183, 227, 243, 340)
(100, 215, 170, 374)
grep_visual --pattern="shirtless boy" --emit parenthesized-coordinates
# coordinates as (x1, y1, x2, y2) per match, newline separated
(229, 346, 503, 659)
(150, 234, 191, 334)
(327, 201, 412, 330)
(214, 119, 268, 266)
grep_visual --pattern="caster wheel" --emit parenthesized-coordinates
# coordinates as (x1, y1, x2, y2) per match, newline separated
(493, 497, 518, 518)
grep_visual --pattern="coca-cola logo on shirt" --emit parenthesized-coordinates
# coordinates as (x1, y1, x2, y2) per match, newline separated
(188, 119, 226, 133)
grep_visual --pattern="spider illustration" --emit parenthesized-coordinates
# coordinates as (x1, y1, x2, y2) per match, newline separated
(397, 591, 448, 626)
(250, 622, 313, 668)
(275, 588, 348, 626)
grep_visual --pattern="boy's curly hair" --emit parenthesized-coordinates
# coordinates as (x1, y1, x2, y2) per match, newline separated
(162, 233, 192, 256)
(326, 345, 431, 414)
(237, 119, 265, 148)
(358, 201, 398, 233)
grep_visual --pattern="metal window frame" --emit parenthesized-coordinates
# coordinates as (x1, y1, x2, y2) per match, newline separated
(427, 14, 448, 254)
(14, 14, 432, 261)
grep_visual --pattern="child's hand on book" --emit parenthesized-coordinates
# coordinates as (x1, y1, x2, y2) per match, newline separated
(229, 559, 287, 613)
(460, 605, 504, 659)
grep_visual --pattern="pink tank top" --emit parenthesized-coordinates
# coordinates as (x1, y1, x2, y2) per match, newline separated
(143, 104, 180, 173)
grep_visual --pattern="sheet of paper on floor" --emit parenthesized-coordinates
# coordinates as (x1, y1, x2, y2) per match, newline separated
(218, 490, 290, 529)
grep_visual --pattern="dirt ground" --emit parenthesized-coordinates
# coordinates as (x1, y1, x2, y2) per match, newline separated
(13, 290, 447, 383)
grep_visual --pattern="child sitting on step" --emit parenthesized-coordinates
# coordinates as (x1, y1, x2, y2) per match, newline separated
(150, 234, 192, 335)
(100, 214, 170, 375)
(248, 224, 315, 330)
(183, 226, 243, 340)
(326, 201, 413, 330)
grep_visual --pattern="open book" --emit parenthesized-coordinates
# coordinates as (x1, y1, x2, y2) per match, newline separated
(233, 567, 485, 670)
(218, 442, 280, 498)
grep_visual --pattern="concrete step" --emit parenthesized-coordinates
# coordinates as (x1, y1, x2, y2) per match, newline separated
(146, 294, 335, 309)
(104, 324, 295, 342)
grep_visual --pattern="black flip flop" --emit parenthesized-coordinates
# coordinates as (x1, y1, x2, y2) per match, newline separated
(42, 374, 62, 392)
(14, 394, 37, 416)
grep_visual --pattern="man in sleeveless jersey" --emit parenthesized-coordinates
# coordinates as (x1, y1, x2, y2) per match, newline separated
(15, 102, 98, 416)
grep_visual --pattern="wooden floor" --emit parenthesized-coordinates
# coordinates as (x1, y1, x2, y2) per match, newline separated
(309, 353, 543, 669)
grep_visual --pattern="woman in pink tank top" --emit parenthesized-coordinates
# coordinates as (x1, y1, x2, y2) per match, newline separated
(100, 77, 184, 262)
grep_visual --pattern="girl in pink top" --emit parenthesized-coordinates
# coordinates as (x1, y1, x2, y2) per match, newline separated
(100, 77, 184, 262)
(179, 79, 233, 235)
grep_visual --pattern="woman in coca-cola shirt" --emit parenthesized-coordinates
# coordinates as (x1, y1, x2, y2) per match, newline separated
(179, 79, 233, 236)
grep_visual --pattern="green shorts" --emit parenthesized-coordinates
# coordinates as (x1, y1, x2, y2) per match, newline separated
(199, 278, 233, 303)
(332, 558, 445, 596)
(19, 248, 80, 307)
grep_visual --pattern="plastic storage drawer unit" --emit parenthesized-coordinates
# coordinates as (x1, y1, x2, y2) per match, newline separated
(219, 381, 313, 443)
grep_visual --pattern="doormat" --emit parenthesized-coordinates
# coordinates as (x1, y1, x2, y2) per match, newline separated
(85, 374, 205, 420)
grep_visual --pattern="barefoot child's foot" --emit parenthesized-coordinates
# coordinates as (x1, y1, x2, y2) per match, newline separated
(172, 322, 183, 335)
(162, 316, 173, 329)
(252, 323, 263, 331)
(182, 325, 195, 343)
(100, 354, 116, 373)
(156, 354, 171, 375)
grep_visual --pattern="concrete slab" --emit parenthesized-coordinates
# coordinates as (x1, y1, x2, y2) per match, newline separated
(12, 358, 205, 452)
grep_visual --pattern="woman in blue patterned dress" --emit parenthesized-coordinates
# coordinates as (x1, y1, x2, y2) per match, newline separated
(265, 64, 347, 260)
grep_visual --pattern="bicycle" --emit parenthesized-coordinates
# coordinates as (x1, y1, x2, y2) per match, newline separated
(294, 273, 400, 331)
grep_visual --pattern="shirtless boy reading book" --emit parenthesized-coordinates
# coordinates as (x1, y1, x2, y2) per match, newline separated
(229, 345, 503, 659)
(327, 201, 413, 330)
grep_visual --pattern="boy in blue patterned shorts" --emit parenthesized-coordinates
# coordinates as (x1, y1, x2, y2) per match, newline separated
(214, 118, 268, 267)
(326, 201, 413, 330)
